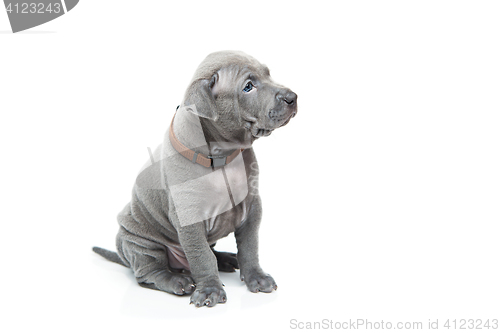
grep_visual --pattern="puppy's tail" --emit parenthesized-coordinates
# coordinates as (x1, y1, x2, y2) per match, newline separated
(92, 246, 128, 267)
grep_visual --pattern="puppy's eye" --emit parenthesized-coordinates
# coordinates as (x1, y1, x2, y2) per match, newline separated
(243, 81, 254, 92)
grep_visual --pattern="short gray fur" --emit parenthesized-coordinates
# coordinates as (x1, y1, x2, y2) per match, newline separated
(93, 51, 298, 307)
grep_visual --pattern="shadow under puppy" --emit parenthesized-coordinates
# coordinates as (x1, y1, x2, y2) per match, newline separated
(93, 50, 298, 307)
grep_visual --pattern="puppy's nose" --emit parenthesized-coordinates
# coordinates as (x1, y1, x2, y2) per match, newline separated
(277, 90, 297, 106)
(284, 91, 297, 105)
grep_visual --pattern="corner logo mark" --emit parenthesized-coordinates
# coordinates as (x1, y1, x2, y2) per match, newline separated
(3, 0, 79, 33)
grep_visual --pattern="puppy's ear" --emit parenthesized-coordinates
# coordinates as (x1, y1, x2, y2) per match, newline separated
(183, 74, 218, 121)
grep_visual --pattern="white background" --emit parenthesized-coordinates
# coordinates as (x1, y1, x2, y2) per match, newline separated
(1, 1, 499, 332)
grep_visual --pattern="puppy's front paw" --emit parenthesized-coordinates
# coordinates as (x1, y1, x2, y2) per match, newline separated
(241, 270, 277, 293)
(189, 282, 227, 307)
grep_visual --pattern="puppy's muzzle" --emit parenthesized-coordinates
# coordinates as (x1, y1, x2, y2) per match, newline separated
(269, 89, 298, 127)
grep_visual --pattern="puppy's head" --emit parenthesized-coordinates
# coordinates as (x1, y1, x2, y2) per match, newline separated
(182, 51, 297, 144)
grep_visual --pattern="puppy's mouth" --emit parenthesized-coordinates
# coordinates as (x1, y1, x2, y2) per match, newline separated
(251, 127, 273, 138)
(243, 119, 273, 137)
(243, 109, 296, 138)
(278, 111, 296, 128)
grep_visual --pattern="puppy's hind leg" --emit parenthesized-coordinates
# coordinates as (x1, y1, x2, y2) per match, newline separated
(137, 269, 195, 295)
(117, 229, 195, 296)
(211, 244, 239, 272)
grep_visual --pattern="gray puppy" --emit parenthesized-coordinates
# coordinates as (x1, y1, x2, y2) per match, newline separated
(93, 51, 297, 307)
